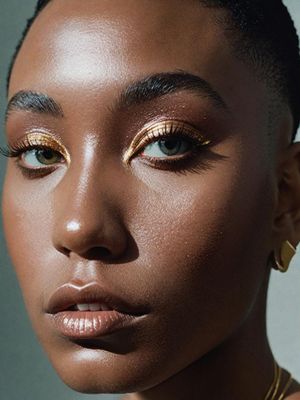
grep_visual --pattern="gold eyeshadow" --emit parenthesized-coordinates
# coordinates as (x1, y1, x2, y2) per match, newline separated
(0, 122, 211, 177)
(122, 120, 211, 165)
(17, 132, 70, 165)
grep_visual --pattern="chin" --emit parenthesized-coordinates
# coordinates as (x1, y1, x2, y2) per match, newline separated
(45, 345, 169, 395)
(56, 365, 159, 395)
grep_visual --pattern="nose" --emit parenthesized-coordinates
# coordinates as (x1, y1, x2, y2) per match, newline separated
(52, 166, 128, 261)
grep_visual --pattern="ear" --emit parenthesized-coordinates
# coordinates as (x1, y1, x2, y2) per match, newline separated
(272, 141, 300, 252)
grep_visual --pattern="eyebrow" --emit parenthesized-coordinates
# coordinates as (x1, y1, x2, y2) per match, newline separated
(5, 90, 64, 122)
(118, 71, 228, 111)
(5, 71, 228, 121)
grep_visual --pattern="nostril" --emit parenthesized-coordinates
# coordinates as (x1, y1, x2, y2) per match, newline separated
(85, 247, 112, 260)
(57, 245, 113, 261)
(60, 246, 71, 257)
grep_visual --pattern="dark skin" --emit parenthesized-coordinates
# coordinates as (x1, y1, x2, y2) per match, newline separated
(2, 0, 300, 399)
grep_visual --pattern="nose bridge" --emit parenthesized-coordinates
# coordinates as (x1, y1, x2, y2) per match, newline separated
(52, 140, 127, 259)
(61, 135, 105, 222)
(71, 140, 102, 209)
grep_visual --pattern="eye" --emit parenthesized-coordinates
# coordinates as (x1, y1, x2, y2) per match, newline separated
(21, 148, 64, 168)
(0, 132, 70, 179)
(123, 120, 211, 169)
(141, 136, 192, 158)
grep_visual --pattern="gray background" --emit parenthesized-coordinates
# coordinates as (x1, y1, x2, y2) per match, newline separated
(0, 1, 299, 399)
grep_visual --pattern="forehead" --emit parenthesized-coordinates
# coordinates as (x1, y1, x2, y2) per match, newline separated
(10, 1, 232, 86)
(9, 0, 268, 125)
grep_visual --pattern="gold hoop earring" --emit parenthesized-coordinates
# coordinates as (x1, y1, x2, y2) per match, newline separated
(274, 240, 297, 273)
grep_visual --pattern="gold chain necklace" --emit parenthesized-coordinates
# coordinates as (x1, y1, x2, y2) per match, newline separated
(263, 359, 293, 400)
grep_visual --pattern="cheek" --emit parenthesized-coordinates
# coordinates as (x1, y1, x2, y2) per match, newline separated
(129, 153, 274, 356)
(134, 151, 273, 278)
(2, 165, 59, 318)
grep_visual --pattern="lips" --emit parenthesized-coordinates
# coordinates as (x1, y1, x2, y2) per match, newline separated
(46, 282, 147, 339)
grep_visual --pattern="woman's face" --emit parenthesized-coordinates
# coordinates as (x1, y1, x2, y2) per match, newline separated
(2, 0, 287, 394)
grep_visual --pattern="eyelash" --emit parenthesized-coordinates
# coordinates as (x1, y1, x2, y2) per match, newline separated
(1, 142, 44, 158)
(123, 120, 211, 170)
(0, 121, 211, 178)
(0, 141, 65, 179)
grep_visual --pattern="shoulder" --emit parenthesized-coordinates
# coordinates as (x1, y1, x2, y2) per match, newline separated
(285, 392, 300, 400)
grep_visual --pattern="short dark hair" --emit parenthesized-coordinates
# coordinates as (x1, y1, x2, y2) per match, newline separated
(6, 0, 300, 142)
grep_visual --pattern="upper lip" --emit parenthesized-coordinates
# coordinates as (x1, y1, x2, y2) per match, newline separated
(46, 281, 147, 316)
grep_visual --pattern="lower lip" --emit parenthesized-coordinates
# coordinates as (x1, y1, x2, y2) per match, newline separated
(49, 310, 138, 339)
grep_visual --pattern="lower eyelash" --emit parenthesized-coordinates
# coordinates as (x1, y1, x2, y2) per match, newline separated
(13, 158, 58, 179)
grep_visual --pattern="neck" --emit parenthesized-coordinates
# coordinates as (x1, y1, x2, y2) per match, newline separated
(122, 272, 277, 400)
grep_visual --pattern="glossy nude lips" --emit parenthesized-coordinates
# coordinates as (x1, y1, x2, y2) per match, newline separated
(46, 282, 147, 339)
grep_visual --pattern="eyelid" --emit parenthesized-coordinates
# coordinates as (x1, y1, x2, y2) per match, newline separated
(12, 132, 70, 165)
(122, 119, 211, 165)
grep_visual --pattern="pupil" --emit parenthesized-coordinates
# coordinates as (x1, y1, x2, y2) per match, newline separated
(36, 149, 57, 164)
(42, 150, 54, 160)
(159, 138, 181, 155)
(162, 139, 178, 150)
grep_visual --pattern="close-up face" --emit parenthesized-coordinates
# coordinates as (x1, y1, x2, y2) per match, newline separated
(1, 0, 296, 395)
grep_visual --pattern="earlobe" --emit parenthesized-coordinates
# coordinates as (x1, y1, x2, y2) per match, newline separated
(272, 141, 300, 254)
